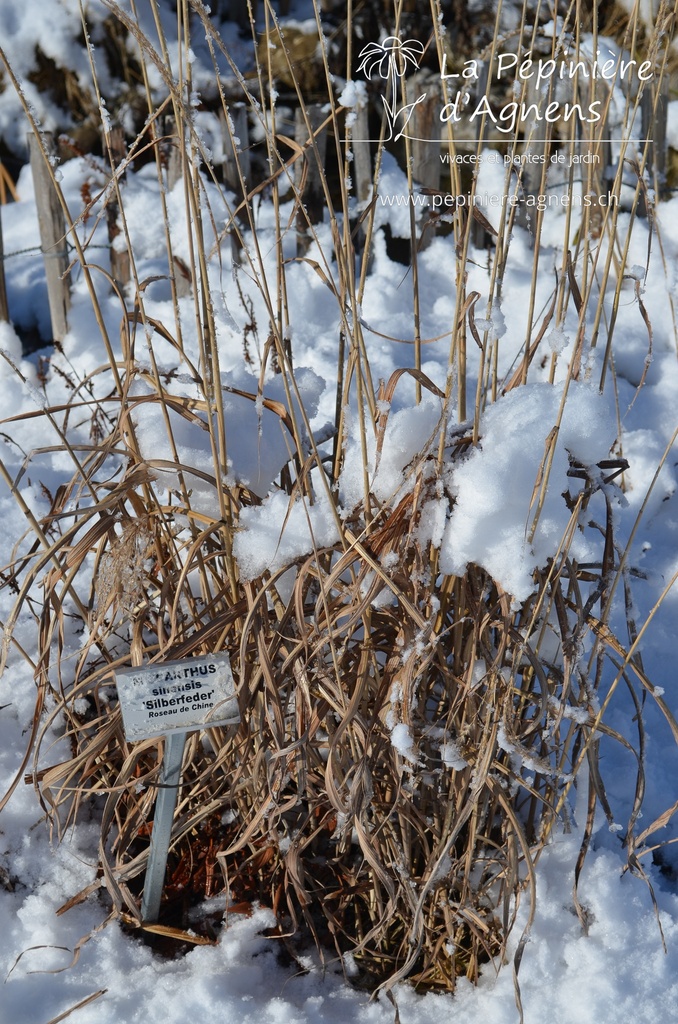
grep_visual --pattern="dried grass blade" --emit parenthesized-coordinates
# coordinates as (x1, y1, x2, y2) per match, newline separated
(138, 923, 215, 945)
(43, 990, 108, 1024)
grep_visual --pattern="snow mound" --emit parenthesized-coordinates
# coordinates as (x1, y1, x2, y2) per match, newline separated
(440, 382, 616, 603)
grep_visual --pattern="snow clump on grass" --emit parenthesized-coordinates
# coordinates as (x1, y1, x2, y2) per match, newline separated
(440, 382, 616, 603)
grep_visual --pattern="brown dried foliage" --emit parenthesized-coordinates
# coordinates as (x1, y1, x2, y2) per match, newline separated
(1, 354, 659, 995)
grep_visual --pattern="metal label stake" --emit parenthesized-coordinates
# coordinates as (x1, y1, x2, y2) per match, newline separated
(140, 729, 187, 924)
(115, 653, 239, 924)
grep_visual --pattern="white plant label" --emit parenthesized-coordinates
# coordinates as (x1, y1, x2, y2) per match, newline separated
(116, 653, 239, 741)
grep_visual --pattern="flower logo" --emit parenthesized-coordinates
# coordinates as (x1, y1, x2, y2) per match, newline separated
(357, 37, 425, 80)
(357, 36, 427, 141)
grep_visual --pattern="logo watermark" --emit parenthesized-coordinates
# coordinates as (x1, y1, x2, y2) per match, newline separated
(352, 33, 654, 144)
(356, 36, 427, 141)
(377, 191, 618, 212)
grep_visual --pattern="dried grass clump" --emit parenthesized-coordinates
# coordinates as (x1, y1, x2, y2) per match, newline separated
(1, 363, 643, 995)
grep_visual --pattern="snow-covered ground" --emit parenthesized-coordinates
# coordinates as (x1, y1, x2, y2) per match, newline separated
(2, 3, 678, 1023)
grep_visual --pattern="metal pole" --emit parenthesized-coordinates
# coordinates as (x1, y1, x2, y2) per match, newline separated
(140, 730, 187, 924)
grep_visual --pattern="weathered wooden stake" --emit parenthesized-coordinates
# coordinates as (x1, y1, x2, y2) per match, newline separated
(348, 101, 373, 263)
(104, 125, 131, 292)
(162, 117, 191, 297)
(580, 74, 614, 237)
(515, 78, 551, 238)
(407, 70, 441, 251)
(28, 132, 70, 342)
(163, 115, 183, 192)
(471, 62, 491, 249)
(351, 101, 373, 205)
(640, 74, 669, 215)
(408, 70, 441, 192)
(0, 206, 9, 323)
(222, 103, 251, 196)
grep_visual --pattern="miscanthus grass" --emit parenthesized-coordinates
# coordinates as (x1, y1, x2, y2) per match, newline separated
(1, 0, 677, 1012)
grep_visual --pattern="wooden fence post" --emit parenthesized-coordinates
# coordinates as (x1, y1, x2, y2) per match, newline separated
(351, 101, 373, 205)
(640, 73, 669, 215)
(514, 78, 552, 238)
(162, 116, 191, 297)
(104, 125, 131, 292)
(408, 70, 441, 192)
(0, 206, 9, 323)
(407, 70, 441, 250)
(28, 131, 70, 343)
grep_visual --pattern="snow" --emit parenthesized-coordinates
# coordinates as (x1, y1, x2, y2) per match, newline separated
(440, 382, 617, 604)
(389, 722, 421, 764)
(234, 487, 340, 580)
(4, 762, 678, 1024)
(338, 81, 368, 110)
(1, 3, 678, 1023)
(131, 363, 325, 508)
(339, 396, 443, 512)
